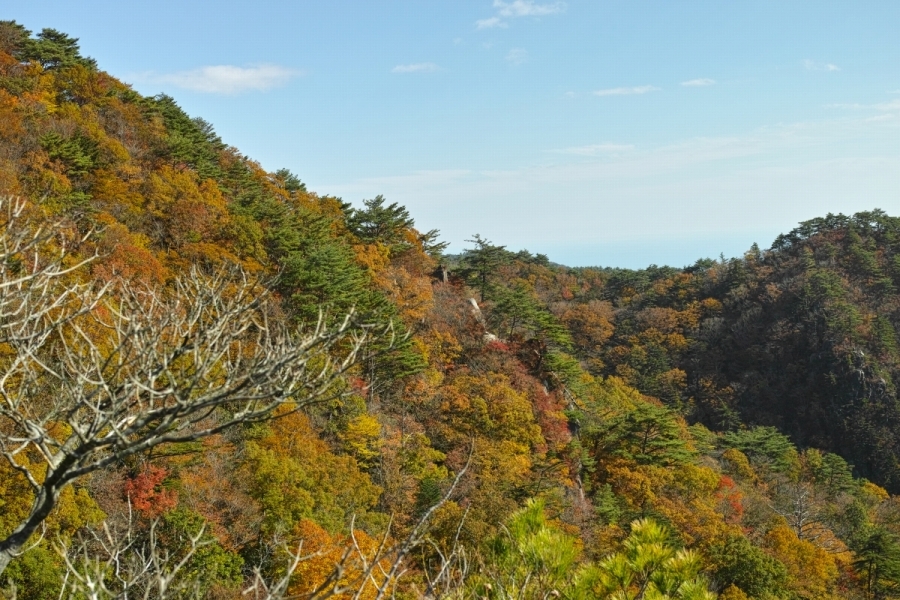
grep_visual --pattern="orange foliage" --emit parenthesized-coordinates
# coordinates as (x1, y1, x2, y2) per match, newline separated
(124, 465, 177, 519)
(91, 216, 168, 285)
(179, 442, 262, 552)
(288, 519, 389, 600)
(355, 243, 434, 324)
(765, 523, 839, 599)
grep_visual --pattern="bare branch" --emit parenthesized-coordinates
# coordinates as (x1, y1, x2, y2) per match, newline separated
(0, 196, 383, 575)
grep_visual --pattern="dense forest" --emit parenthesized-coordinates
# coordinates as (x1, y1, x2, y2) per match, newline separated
(2, 22, 900, 600)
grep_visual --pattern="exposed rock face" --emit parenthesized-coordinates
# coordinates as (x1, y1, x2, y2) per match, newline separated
(468, 297, 486, 326)
(469, 297, 504, 345)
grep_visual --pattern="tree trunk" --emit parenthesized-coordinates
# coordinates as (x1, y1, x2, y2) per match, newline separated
(0, 485, 59, 576)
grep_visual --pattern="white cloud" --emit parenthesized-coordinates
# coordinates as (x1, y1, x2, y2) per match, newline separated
(476, 0, 564, 29)
(681, 78, 715, 87)
(593, 85, 660, 96)
(476, 16, 507, 29)
(392, 62, 439, 73)
(827, 99, 900, 111)
(143, 65, 299, 94)
(325, 115, 900, 267)
(494, 0, 566, 17)
(505, 48, 528, 65)
(554, 143, 635, 156)
(564, 91, 576, 98)
(804, 59, 840, 72)
(876, 99, 900, 111)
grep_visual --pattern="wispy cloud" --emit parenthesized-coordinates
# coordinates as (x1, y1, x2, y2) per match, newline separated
(804, 59, 840, 72)
(593, 85, 660, 97)
(505, 48, 528, 65)
(476, 17, 507, 29)
(681, 78, 715, 87)
(827, 99, 900, 111)
(141, 64, 299, 94)
(553, 143, 635, 156)
(495, 0, 566, 17)
(392, 62, 439, 74)
(326, 115, 900, 266)
(476, 0, 565, 29)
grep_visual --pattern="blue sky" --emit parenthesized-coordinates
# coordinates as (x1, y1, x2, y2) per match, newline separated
(10, 1, 900, 268)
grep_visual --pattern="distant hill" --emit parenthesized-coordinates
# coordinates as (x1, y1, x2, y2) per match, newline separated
(555, 211, 900, 491)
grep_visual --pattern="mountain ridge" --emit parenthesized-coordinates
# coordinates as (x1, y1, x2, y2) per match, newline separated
(2, 21, 900, 600)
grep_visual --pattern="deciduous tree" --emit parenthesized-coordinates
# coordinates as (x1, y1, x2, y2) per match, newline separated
(0, 197, 372, 575)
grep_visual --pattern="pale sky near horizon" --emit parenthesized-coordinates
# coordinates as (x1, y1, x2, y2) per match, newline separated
(9, 1, 900, 268)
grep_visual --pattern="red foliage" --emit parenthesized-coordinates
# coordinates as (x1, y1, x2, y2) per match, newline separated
(347, 376, 368, 395)
(485, 339, 510, 353)
(715, 474, 744, 524)
(531, 386, 571, 448)
(124, 465, 178, 519)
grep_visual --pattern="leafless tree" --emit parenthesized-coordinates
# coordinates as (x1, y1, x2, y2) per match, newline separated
(0, 196, 378, 574)
(41, 448, 473, 600)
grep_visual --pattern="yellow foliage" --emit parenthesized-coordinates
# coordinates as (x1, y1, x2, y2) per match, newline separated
(860, 480, 890, 503)
(700, 297, 723, 313)
(719, 584, 749, 600)
(384, 266, 434, 323)
(603, 460, 658, 513)
(593, 524, 628, 558)
(0, 456, 104, 542)
(354, 242, 391, 275)
(340, 414, 383, 468)
(243, 407, 383, 535)
(636, 307, 681, 334)
(415, 329, 463, 368)
(438, 373, 542, 447)
(663, 332, 689, 352)
(721, 448, 757, 481)
(656, 367, 687, 400)
(668, 463, 720, 498)
(588, 376, 646, 411)
(765, 524, 839, 599)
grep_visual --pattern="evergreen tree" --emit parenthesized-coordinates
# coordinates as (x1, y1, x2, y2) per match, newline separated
(576, 518, 716, 600)
(418, 228, 449, 259)
(490, 283, 571, 347)
(854, 528, 900, 600)
(31, 28, 96, 70)
(459, 234, 510, 302)
(273, 168, 306, 193)
(706, 534, 789, 599)
(584, 403, 695, 468)
(0, 21, 30, 56)
(720, 427, 798, 474)
(347, 195, 415, 252)
(0, 24, 96, 70)
(470, 498, 580, 599)
(147, 95, 224, 180)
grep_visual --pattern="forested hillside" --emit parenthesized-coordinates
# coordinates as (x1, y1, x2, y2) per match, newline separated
(2, 22, 900, 600)
(577, 214, 900, 490)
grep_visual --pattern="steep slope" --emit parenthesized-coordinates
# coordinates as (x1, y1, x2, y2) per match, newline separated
(559, 212, 900, 491)
(2, 21, 900, 600)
